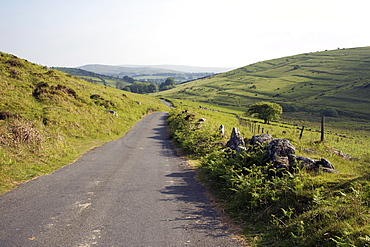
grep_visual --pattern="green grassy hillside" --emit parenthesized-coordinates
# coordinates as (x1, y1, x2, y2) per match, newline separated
(158, 47, 370, 121)
(0, 52, 169, 193)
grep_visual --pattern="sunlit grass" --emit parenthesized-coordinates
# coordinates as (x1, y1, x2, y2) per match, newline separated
(0, 51, 169, 193)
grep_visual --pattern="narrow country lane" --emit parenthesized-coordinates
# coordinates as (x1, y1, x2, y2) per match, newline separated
(0, 112, 241, 246)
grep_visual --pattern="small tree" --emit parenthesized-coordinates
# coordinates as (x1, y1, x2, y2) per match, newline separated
(320, 108, 338, 117)
(122, 75, 135, 84)
(159, 77, 176, 91)
(147, 83, 159, 93)
(247, 102, 283, 124)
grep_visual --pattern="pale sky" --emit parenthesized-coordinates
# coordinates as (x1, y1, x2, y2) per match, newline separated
(1, 0, 369, 69)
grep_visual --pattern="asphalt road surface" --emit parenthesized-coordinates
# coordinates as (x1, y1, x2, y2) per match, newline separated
(0, 112, 241, 246)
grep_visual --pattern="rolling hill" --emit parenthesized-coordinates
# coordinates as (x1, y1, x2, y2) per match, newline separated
(120, 64, 233, 73)
(157, 47, 370, 121)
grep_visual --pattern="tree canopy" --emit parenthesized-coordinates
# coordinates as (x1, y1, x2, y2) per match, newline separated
(122, 75, 135, 84)
(123, 81, 158, 94)
(159, 77, 176, 91)
(247, 102, 283, 124)
(121, 77, 176, 94)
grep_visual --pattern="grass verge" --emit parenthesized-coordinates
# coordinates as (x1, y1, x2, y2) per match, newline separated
(167, 99, 370, 246)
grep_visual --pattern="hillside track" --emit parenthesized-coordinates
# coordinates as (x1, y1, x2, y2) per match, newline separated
(0, 112, 241, 246)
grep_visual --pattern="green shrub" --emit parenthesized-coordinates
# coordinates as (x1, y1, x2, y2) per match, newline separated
(320, 108, 339, 117)
(167, 109, 221, 155)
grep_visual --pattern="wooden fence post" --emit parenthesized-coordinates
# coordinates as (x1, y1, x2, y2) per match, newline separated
(321, 115, 325, 142)
(299, 126, 305, 139)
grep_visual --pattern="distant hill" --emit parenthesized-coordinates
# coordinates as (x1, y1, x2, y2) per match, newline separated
(157, 47, 370, 121)
(77, 64, 223, 84)
(120, 64, 233, 73)
(78, 64, 181, 76)
(53, 67, 132, 88)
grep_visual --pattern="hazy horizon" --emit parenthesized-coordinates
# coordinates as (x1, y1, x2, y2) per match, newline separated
(1, 0, 369, 68)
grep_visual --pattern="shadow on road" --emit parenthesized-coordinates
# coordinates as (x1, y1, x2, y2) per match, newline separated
(147, 115, 181, 159)
(153, 112, 240, 244)
(160, 170, 233, 239)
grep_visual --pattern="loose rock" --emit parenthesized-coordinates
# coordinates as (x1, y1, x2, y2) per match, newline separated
(273, 156, 290, 170)
(226, 127, 245, 150)
(248, 134, 273, 145)
(219, 125, 225, 137)
(267, 138, 296, 161)
(288, 154, 338, 172)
